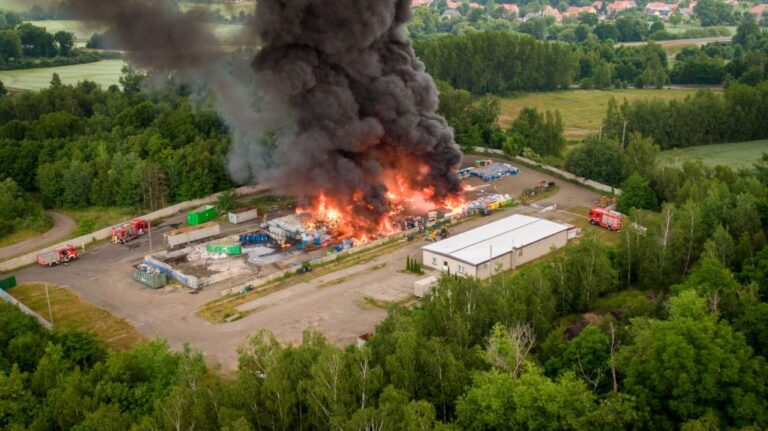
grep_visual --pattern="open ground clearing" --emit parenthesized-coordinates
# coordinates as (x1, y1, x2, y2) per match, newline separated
(659, 140, 768, 169)
(11, 155, 602, 369)
(499, 88, 710, 140)
(7, 282, 146, 351)
(0, 59, 125, 91)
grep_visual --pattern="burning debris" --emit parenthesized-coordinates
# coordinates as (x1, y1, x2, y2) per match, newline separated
(63, 0, 464, 240)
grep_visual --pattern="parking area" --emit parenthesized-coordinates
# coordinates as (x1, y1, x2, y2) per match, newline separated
(12, 154, 601, 369)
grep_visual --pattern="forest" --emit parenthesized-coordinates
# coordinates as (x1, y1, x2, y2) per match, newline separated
(0, 13, 106, 70)
(414, 16, 768, 90)
(0, 67, 233, 239)
(2, 147, 768, 428)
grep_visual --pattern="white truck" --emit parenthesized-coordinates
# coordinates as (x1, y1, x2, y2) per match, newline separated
(164, 222, 221, 249)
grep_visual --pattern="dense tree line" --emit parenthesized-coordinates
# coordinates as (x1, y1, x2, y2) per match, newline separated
(0, 16, 105, 70)
(414, 31, 578, 94)
(3, 151, 768, 428)
(0, 68, 234, 217)
(601, 81, 768, 149)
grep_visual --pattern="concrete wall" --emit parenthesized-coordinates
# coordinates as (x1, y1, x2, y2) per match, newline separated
(472, 147, 622, 196)
(0, 185, 267, 273)
(422, 229, 569, 280)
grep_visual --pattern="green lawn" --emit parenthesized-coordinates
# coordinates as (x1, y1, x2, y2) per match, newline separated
(0, 59, 125, 91)
(62, 207, 141, 237)
(659, 140, 768, 169)
(499, 88, 707, 140)
(8, 283, 145, 351)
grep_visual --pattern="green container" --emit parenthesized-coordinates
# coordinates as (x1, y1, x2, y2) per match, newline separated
(187, 205, 217, 226)
(131, 269, 167, 289)
(206, 243, 242, 255)
(0, 276, 16, 291)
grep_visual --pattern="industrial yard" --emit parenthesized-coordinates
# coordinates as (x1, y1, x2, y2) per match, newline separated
(11, 155, 601, 369)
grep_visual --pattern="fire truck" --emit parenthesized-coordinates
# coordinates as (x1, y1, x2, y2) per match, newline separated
(588, 207, 623, 231)
(111, 219, 150, 244)
(37, 245, 79, 266)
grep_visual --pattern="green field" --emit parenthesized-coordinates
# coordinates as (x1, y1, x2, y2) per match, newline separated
(499, 88, 708, 140)
(659, 140, 768, 169)
(0, 59, 125, 91)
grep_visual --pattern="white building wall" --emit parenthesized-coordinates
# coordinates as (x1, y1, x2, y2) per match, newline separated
(422, 230, 569, 280)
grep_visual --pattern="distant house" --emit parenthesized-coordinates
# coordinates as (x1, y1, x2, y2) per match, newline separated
(411, 0, 432, 7)
(467, 2, 484, 9)
(679, 1, 697, 16)
(645, 2, 678, 18)
(442, 9, 462, 19)
(500, 3, 520, 18)
(752, 4, 768, 17)
(723, 0, 738, 6)
(565, 5, 598, 18)
(544, 5, 564, 22)
(523, 5, 563, 23)
(607, 0, 637, 14)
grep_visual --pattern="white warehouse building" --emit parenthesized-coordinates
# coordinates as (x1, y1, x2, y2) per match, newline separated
(422, 214, 575, 279)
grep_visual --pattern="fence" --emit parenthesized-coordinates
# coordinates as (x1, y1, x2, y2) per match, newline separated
(472, 147, 622, 196)
(0, 289, 52, 329)
(0, 184, 268, 273)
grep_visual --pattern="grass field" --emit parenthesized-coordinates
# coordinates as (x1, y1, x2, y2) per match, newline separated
(0, 59, 125, 91)
(63, 206, 141, 237)
(8, 283, 145, 351)
(659, 140, 768, 169)
(499, 88, 709, 140)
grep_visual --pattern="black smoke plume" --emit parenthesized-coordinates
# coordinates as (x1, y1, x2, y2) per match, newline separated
(64, 0, 463, 227)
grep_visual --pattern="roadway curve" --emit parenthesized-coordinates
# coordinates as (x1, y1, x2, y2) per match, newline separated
(0, 211, 76, 262)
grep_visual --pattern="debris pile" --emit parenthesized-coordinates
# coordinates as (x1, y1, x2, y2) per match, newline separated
(470, 163, 520, 182)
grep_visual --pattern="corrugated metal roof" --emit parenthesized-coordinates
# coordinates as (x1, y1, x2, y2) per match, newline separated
(423, 214, 570, 266)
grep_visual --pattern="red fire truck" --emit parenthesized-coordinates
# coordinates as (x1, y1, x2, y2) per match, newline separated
(588, 207, 623, 231)
(37, 245, 79, 266)
(111, 219, 150, 244)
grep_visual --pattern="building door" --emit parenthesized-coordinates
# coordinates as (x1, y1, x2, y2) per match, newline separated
(443, 261, 449, 272)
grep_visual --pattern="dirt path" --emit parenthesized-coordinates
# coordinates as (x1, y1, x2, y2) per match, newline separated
(0, 211, 76, 261)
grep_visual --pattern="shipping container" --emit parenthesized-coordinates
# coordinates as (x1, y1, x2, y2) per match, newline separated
(0, 276, 16, 291)
(164, 222, 221, 249)
(187, 205, 217, 226)
(132, 266, 167, 288)
(228, 207, 259, 224)
(206, 242, 242, 255)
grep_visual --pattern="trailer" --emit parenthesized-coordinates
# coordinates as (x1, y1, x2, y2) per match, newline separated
(111, 219, 149, 244)
(187, 205, 217, 226)
(164, 222, 221, 249)
(228, 207, 259, 225)
(588, 207, 623, 231)
(37, 245, 79, 266)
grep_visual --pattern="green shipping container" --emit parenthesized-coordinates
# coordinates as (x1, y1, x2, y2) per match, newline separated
(0, 276, 16, 291)
(131, 269, 167, 289)
(206, 243, 242, 255)
(187, 205, 217, 226)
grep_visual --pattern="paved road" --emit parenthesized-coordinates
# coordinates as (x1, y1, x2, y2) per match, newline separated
(11, 158, 600, 369)
(615, 36, 731, 48)
(0, 211, 76, 261)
